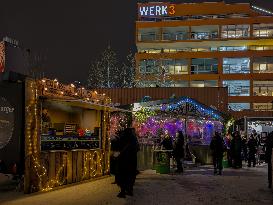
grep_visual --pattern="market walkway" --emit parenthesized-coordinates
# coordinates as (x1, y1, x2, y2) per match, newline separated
(1, 164, 273, 205)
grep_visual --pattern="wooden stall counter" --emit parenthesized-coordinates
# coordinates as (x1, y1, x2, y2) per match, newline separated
(40, 148, 104, 190)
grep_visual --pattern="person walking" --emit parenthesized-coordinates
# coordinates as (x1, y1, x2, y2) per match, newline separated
(231, 131, 242, 168)
(247, 134, 258, 167)
(210, 132, 225, 175)
(173, 131, 185, 173)
(265, 131, 273, 188)
(116, 128, 139, 198)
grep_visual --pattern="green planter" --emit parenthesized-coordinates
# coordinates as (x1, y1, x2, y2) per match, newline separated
(222, 160, 229, 168)
(154, 151, 171, 174)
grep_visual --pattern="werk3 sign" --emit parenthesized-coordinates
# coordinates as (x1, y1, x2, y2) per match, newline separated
(138, 4, 175, 17)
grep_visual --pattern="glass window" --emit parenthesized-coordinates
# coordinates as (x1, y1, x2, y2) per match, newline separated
(162, 27, 189, 41)
(253, 81, 273, 96)
(253, 103, 273, 111)
(162, 59, 175, 74)
(221, 25, 250, 39)
(174, 59, 188, 74)
(190, 80, 218, 87)
(138, 28, 160, 41)
(228, 103, 250, 111)
(223, 80, 250, 96)
(174, 81, 189, 87)
(191, 58, 218, 74)
(253, 23, 273, 38)
(253, 57, 273, 73)
(138, 49, 161, 53)
(219, 46, 247, 51)
(191, 25, 219, 40)
(250, 45, 273, 51)
(223, 58, 250, 74)
(139, 59, 159, 74)
(136, 81, 157, 88)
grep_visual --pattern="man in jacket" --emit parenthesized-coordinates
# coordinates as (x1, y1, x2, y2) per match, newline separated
(210, 132, 225, 175)
(247, 134, 258, 167)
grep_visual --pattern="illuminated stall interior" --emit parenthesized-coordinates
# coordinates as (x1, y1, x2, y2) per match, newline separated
(133, 97, 225, 145)
(41, 100, 102, 151)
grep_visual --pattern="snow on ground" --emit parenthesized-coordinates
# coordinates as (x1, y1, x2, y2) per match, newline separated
(0, 164, 272, 205)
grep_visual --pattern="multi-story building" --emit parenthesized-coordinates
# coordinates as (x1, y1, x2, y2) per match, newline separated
(135, 2, 273, 123)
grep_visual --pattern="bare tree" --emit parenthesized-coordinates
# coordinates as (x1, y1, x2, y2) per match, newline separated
(121, 50, 136, 88)
(87, 46, 124, 88)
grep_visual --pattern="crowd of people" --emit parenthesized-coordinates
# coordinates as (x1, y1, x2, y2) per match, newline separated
(224, 131, 269, 169)
(110, 127, 273, 198)
(210, 130, 273, 188)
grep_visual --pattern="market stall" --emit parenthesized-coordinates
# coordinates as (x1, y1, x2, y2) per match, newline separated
(132, 97, 228, 167)
(23, 78, 118, 193)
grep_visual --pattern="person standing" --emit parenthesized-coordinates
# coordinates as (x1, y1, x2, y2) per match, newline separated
(265, 131, 273, 188)
(173, 131, 185, 173)
(231, 131, 242, 168)
(160, 130, 173, 151)
(210, 132, 225, 175)
(116, 128, 139, 198)
(247, 134, 258, 167)
(242, 135, 248, 163)
(225, 133, 232, 167)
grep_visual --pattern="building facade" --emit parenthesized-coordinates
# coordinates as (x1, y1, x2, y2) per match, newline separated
(135, 2, 273, 119)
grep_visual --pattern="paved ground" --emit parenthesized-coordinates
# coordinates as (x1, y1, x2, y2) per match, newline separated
(0, 164, 273, 205)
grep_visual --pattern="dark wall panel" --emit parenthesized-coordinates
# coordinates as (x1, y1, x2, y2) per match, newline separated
(0, 81, 24, 174)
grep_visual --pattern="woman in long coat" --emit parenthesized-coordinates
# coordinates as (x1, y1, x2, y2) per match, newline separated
(116, 128, 139, 198)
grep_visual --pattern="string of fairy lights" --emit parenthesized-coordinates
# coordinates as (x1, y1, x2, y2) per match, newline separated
(25, 79, 111, 192)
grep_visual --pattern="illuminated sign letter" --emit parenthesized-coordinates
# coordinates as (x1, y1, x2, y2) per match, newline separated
(162, 6, 168, 15)
(155, 6, 161, 16)
(139, 6, 149, 16)
(149, 6, 155, 16)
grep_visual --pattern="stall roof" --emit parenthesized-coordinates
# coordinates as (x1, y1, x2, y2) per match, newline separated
(43, 98, 131, 113)
(133, 96, 226, 121)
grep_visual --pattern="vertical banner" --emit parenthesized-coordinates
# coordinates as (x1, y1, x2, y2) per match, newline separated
(0, 41, 5, 73)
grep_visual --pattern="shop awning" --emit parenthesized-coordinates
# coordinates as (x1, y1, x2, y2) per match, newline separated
(42, 98, 131, 113)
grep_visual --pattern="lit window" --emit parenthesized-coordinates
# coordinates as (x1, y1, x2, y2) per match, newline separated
(223, 80, 250, 96)
(228, 103, 250, 111)
(223, 58, 250, 74)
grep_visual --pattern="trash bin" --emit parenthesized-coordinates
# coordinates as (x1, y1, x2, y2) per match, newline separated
(154, 150, 172, 174)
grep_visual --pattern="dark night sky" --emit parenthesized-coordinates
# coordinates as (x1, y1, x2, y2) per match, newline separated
(1, 0, 273, 84)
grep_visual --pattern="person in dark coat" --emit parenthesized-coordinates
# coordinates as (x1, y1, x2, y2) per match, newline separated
(225, 133, 232, 167)
(265, 131, 273, 188)
(231, 131, 242, 168)
(173, 131, 185, 173)
(116, 128, 139, 198)
(110, 131, 121, 184)
(242, 135, 248, 163)
(247, 134, 258, 167)
(160, 130, 173, 150)
(210, 132, 225, 175)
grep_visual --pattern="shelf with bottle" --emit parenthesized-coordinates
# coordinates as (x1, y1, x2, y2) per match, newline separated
(41, 138, 100, 151)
